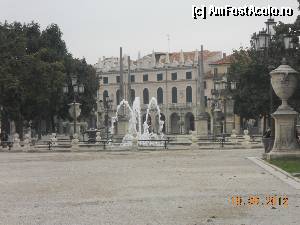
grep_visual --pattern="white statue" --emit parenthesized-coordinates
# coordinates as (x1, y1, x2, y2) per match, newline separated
(243, 129, 251, 145)
(230, 129, 238, 144)
(71, 133, 80, 151)
(96, 132, 101, 142)
(50, 133, 58, 146)
(12, 133, 21, 151)
(23, 133, 31, 152)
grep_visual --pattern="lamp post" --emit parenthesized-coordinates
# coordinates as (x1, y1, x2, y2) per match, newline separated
(100, 95, 113, 140)
(252, 17, 295, 133)
(63, 76, 85, 135)
(209, 76, 236, 135)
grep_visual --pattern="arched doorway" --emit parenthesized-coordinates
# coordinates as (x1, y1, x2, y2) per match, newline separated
(143, 88, 149, 104)
(157, 87, 163, 104)
(172, 87, 177, 103)
(170, 113, 180, 134)
(103, 90, 108, 101)
(130, 89, 135, 104)
(186, 86, 192, 103)
(185, 112, 195, 134)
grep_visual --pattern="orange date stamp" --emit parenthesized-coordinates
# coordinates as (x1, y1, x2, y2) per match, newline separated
(229, 195, 288, 207)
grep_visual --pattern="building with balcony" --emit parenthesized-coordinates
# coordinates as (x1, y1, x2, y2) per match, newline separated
(95, 50, 236, 135)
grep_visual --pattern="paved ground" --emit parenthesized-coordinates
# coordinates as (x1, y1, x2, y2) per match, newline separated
(0, 149, 299, 225)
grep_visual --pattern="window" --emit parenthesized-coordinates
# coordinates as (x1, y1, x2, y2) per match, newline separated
(130, 75, 135, 83)
(226, 67, 230, 74)
(157, 87, 163, 104)
(204, 96, 208, 107)
(116, 90, 120, 105)
(171, 72, 177, 81)
(143, 88, 149, 104)
(204, 81, 207, 89)
(103, 90, 108, 101)
(116, 76, 120, 83)
(186, 86, 192, 103)
(130, 89, 135, 102)
(143, 74, 148, 82)
(103, 77, 108, 84)
(172, 87, 177, 103)
(157, 73, 163, 81)
(213, 68, 218, 76)
(186, 71, 192, 79)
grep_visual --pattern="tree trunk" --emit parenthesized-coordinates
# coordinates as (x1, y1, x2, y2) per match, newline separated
(38, 119, 42, 140)
(16, 117, 23, 140)
(51, 115, 55, 133)
(263, 115, 267, 134)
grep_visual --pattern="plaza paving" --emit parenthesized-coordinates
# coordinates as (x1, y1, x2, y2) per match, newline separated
(0, 148, 299, 225)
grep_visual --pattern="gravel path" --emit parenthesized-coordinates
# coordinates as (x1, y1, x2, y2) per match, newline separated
(0, 149, 299, 225)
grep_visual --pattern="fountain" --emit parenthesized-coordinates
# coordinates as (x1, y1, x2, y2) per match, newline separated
(111, 97, 165, 148)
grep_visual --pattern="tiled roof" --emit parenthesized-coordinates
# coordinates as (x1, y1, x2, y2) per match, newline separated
(169, 50, 221, 62)
(145, 50, 222, 64)
(209, 55, 233, 65)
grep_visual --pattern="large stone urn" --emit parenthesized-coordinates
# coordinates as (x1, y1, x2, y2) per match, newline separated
(68, 102, 81, 135)
(68, 102, 81, 120)
(267, 60, 300, 158)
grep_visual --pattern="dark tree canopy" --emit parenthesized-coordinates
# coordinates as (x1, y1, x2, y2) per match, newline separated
(228, 13, 300, 120)
(0, 21, 98, 137)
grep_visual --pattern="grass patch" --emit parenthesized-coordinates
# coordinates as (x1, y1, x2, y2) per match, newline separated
(267, 158, 300, 176)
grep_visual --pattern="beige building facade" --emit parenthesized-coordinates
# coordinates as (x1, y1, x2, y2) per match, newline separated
(95, 50, 236, 136)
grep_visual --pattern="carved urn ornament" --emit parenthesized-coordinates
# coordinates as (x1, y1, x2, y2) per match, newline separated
(269, 59, 300, 153)
(68, 102, 82, 120)
(270, 58, 298, 111)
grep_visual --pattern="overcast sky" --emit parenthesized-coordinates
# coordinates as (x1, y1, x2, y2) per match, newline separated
(1, 0, 299, 64)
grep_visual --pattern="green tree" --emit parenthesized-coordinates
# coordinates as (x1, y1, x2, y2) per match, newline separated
(0, 21, 97, 138)
(228, 14, 300, 130)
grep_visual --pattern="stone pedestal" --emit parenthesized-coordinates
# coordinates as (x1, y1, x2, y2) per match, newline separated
(190, 131, 199, 149)
(132, 135, 138, 151)
(23, 133, 31, 152)
(226, 118, 235, 134)
(234, 115, 241, 134)
(69, 123, 81, 136)
(117, 118, 129, 137)
(266, 60, 300, 159)
(195, 115, 208, 137)
(270, 110, 300, 152)
(12, 133, 22, 152)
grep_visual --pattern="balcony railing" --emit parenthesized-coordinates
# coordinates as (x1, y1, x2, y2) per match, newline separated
(167, 103, 194, 109)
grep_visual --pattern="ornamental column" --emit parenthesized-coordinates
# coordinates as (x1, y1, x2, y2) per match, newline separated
(195, 45, 208, 137)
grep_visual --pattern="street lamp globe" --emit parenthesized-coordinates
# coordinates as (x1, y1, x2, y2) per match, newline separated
(283, 35, 293, 50)
(257, 30, 269, 49)
(79, 83, 85, 93)
(219, 80, 227, 90)
(71, 76, 77, 86)
(265, 18, 276, 36)
(73, 84, 79, 93)
(63, 84, 69, 94)
(252, 33, 260, 51)
(230, 81, 237, 90)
